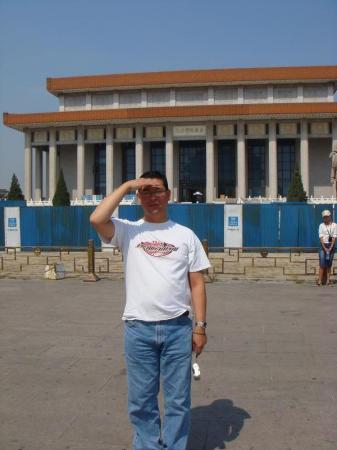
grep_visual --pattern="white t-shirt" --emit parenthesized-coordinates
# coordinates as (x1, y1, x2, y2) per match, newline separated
(108, 218, 211, 321)
(319, 222, 337, 244)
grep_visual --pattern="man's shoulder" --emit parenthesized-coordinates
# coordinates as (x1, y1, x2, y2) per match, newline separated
(113, 217, 143, 226)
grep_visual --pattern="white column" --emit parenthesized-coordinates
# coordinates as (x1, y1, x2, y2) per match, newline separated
(113, 93, 119, 109)
(24, 131, 32, 200)
(267, 86, 273, 103)
(238, 87, 244, 104)
(165, 125, 174, 191)
(206, 124, 215, 202)
(49, 129, 57, 200)
(300, 121, 309, 195)
(208, 87, 215, 105)
(328, 84, 334, 102)
(59, 95, 65, 112)
(34, 147, 43, 200)
(45, 150, 49, 199)
(298, 86, 304, 102)
(332, 120, 337, 197)
(135, 125, 144, 178)
(268, 121, 277, 198)
(237, 122, 246, 198)
(106, 126, 114, 195)
(77, 127, 85, 198)
(85, 93, 92, 110)
(170, 89, 176, 106)
(332, 119, 337, 143)
(141, 90, 147, 107)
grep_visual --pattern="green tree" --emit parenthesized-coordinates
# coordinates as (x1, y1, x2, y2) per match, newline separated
(52, 169, 70, 206)
(287, 167, 307, 202)
(8, 173, 24, 200)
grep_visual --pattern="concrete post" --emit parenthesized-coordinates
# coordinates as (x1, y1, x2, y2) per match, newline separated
(300, 121, 309, 195)
(49, 129, 57, 200)
(206, 124, 215, 202)
(268, 121, 277, 198)
(24, 131, 32, 200)
(135, 125, 144, 178)
(84, 239, 99, 282)
(165, 125, 174, 191)
(237, 122, 246, 199)
(77, 127, 85, 198)
(106, 126, 114, 195)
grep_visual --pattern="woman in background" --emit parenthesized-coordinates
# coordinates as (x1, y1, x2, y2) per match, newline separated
(318, 210, 337, 286)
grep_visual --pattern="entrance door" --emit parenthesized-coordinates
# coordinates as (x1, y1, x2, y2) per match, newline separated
(179, 141, 206, 202)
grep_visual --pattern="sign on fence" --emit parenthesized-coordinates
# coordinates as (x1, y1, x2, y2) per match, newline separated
(4, 207, 21, 248)
(224, 205, 242, 248)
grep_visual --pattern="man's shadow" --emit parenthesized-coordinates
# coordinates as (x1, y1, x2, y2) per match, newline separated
(187, 399, 251, 450)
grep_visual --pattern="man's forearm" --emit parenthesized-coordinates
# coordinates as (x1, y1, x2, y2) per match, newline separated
(191, 282, 207, 322)
(90, 181, 131, 226)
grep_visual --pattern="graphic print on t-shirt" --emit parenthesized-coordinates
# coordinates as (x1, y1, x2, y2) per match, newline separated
(137, 241, 179, 257)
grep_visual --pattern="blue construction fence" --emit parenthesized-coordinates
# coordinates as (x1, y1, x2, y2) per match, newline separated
(0, 203, 335, 249)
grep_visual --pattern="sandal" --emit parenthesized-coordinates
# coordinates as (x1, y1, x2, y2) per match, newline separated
(328, 280, 334, 286)
(316, 280, 322, 287)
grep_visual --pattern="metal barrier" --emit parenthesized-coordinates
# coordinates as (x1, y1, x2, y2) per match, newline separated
(1, 242, 336, 282)
(207, 246, 336, 280)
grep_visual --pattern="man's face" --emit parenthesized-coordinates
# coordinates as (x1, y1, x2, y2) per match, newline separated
(137, 178, 171, 215)
(323, 215, 331, 224)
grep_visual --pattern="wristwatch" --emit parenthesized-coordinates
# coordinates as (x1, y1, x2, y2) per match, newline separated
(195, 321, 207, 329)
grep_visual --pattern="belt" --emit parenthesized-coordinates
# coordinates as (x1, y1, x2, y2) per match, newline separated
(179, 311, 189, 317)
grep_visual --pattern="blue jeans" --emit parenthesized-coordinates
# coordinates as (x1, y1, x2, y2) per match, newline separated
(319, 243, 335, 268)
(124, 315, 192, 450)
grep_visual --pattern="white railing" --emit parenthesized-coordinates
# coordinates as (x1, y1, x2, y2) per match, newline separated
(214, 196, 287, 204)
(307, 196, 337, 204)
(27, 194, 138, 207)
(24, 195, 337, 206)
(27, 199, 53, 207)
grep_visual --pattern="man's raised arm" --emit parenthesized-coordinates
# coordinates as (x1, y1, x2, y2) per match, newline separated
(90, 178, 155, 242)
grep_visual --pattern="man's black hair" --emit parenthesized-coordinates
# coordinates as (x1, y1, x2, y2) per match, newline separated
(140, 171, 169, 190)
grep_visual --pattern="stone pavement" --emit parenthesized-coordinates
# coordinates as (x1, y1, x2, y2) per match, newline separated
(0, 279, 336, 450)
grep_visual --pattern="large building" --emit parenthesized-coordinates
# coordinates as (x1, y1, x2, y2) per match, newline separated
(3, 65, 337, 202)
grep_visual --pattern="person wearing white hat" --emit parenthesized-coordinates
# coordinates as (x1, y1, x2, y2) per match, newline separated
(318, 210, 337, 286)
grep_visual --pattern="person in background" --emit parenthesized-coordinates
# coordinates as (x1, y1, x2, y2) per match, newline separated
(318, 210, 337, 286)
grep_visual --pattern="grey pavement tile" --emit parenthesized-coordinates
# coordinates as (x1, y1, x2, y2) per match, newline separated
(1, 279, 337, 450)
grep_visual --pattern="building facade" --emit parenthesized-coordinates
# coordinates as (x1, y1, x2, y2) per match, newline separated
(3, 65, 337, 202)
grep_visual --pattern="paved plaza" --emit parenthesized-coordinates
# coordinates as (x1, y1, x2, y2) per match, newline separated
(0, 279, 336, 450)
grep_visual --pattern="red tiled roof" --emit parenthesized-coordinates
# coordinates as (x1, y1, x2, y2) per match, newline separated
(47, 66, 337, 93)
(4, 103, 337, 130)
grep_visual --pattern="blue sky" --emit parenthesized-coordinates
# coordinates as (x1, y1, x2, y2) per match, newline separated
(0, 0, 336, 190)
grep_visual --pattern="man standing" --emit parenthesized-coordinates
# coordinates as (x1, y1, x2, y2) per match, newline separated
(90, 171, 210, 450)
(318, 210, 337, 286)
